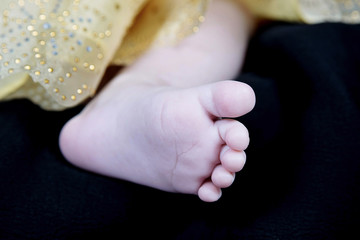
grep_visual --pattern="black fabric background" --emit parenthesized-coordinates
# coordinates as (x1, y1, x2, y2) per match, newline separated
(0, 22, 360, 239)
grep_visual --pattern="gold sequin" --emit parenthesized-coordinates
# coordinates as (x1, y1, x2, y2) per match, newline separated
(2, 9, 9, 16)
(27, 25, 35, 31)
(97, 53, 104, 60)
(57, 16, 64, 22)
(98, 32, 105, 39)
(351, 10, 360, 19)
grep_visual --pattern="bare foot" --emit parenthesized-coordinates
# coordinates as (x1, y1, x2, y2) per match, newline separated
(59, 74, 255, 202)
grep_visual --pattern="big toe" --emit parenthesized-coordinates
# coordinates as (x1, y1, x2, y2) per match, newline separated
(199, 80, 255, 118)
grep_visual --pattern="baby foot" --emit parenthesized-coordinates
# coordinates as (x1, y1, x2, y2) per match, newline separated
(59, 75, 255, 202)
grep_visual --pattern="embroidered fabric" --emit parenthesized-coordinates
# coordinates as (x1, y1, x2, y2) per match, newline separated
(0, 0, 208, 110)
(1, 0, 359, 110)
(240, 0, 360, 23)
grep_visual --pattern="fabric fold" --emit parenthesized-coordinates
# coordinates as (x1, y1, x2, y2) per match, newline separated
(240, 0, 360, 24)
(0, 0, 208, 110)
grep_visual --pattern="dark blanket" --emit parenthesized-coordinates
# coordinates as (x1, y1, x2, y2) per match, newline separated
(1, 22, 360, 240)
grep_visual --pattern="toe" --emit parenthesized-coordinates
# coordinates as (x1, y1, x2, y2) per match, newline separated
(216, 119, 250, 151)
(220, 146, 246, 172)
(211, 165, 235, 188)
(198, 181, 222, 202)
(199, 80, 255, 118)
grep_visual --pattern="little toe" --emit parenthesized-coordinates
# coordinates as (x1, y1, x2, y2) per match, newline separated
(198, 181, 222, 202)
(220, 146, 246, 172)
(211, 165, 235, 188)
(216, 119, 250, 151)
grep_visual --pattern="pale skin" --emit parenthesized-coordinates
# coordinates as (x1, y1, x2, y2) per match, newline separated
(59, 0, 256, 202)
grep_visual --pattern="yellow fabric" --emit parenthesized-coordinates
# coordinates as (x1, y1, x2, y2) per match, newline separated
(0, 0, 209, 110)
(0, 72, 30, 99)
(2, 0, 360, 110)
(113, 0, 208, 65)
(240, 0, 360, 24)
(240, 0, 301, 22)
